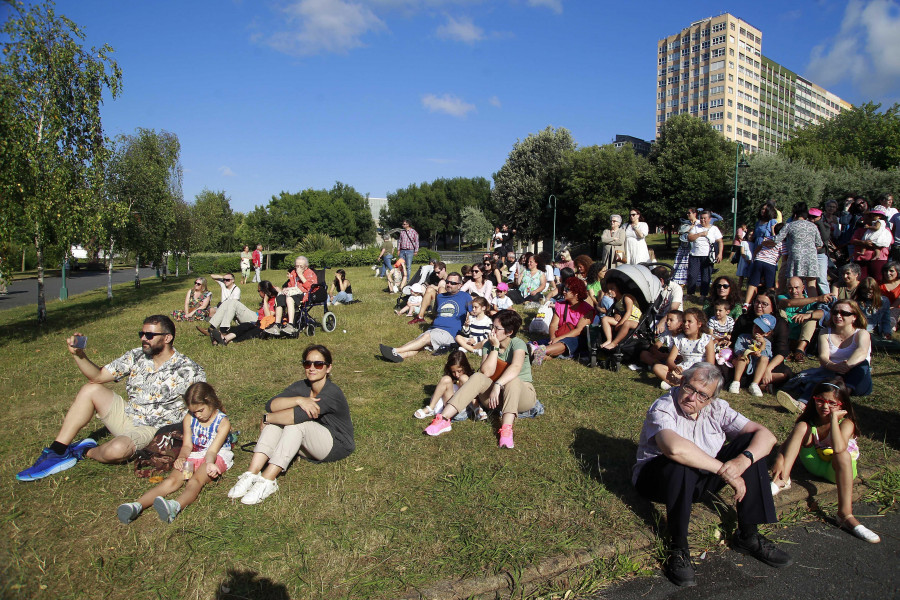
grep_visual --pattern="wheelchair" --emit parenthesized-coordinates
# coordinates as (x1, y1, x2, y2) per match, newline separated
(282, 268, 337, 338)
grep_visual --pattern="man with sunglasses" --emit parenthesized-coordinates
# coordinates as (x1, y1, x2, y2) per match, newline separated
(633, 362, 792, 587)
(16, 315, 206, 482)
(208, 272, 241, 318)
(380, 273, 472, 362)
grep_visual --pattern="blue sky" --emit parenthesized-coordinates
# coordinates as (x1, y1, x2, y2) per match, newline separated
(9, 0, 900, 214)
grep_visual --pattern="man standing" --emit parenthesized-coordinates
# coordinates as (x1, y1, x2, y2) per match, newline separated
(686, 210, 723, 297)
(633, 362, 792, 587)
(398, 219, 419, 275)
(266, 256, 317, 336)
(378, 234, 394, 278)
(380, 273, 472, 361)
(16, 315, 206, 481)
(252, 244, 263, 283)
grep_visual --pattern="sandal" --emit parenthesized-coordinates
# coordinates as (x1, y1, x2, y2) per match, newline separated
(414, 406, 435, 420)
(836, 514, 881, 544)
(791, 349, 807, 363)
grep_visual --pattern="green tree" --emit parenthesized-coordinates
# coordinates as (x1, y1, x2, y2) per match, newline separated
(328, 181, 376, 246)
(190, 188, 236, 252)
(171, 198, 192, 276)
(645, 115, 735, 241)
(459, 206, 493, 250)
(1, 1, 122, 320)
(108, 128, 181, 282)
(557, 144, 648, 251)
(782, 102, 900, 170)
(736, 153, 824, 225)
(492, 126, 575, 247)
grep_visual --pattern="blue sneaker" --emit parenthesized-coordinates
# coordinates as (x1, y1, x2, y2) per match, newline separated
(69, 438, 97, 460)
(15, 448, 77, 481)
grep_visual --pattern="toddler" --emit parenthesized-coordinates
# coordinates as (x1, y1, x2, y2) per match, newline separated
(728, 314, 776, 397)
(117, 382, 232, 524)
(388, 260, 405, 294)
(492, 282, 514, 314)
(395, 283, 425, 316)
(707, 299, 735, 348)
(456, 297, 492, 354)
(414, 351, 484, 420)
(639, 310, 684, 367)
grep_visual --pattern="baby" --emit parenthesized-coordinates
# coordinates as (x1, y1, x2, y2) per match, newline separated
(707, 299, 735, 349)
(728, 314, 776, 397)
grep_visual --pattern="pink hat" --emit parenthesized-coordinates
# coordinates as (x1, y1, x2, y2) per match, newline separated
(808, 208, 822, 217)
(497, 282, 509, 291)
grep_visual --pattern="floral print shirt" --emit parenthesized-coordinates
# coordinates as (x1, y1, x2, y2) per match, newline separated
(104, 349, 206, 428)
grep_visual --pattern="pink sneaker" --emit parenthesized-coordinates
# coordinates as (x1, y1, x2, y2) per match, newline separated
(424, 415, 452, 436)
(498, 424, 514, 449)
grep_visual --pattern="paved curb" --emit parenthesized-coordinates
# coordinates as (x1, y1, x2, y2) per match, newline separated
(399, 465, 877, 600)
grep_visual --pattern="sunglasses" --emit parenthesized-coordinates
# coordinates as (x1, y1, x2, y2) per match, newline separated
(303, 360, 328, 369)
(223, 278, 234, 282)
(715, 283, 730, 288)
(471, 269, 481, 273)
(139, 331, 167, 340)
(834, 309, 854, 317)
(446, 280, 461, 285)
(194, 281, 203, 285)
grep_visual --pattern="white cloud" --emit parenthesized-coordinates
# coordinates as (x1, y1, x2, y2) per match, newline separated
(806, 0, 900, 98)
(219, 166, 236, 177)
(266, 0, 386, 56)
(422, 93, 476, 117)
(488, 95, 501, 107)
(527, 0, 562, 14)
(436, 15, 484, 43)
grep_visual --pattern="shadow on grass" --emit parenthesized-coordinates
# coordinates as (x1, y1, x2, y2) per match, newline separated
(0, 277, 187, 349)
(855, 402, 900, 453)
(215, 568, 290, 600)
(569, 428, 661, 533)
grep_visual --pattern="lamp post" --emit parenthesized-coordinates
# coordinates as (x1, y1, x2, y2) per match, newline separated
(59, 252, 69, 300)
(732, 143, 750, 240)
(547, 194, 558, 259)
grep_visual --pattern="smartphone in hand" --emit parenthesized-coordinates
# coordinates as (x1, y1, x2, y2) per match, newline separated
(71, 335, 87, 349)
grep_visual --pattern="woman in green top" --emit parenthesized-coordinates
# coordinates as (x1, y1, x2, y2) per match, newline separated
(423, 310, 536, 449)
(240, 245, 253, 284)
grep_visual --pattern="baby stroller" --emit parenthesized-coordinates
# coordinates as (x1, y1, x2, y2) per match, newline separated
(282, 267, 337, 338)
(585, 263, 669, 371)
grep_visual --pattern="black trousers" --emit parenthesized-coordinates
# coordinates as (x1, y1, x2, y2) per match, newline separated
(634, 433, 776, 548)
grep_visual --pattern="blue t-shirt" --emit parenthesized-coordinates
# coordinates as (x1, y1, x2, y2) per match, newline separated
(432, 290, 473, 336)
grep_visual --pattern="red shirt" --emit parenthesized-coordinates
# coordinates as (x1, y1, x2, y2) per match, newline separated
(287, 268, 318, 295)
(252, 250, 262, 268)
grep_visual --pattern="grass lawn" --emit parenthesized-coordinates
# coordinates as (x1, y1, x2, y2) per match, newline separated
(2, 238, 899, 599)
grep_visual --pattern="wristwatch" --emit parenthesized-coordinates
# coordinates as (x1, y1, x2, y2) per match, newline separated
(741, 450, 754, 463)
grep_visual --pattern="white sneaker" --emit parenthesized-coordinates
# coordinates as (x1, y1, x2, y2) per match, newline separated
(228, 471, 262, 499)
(748, 383, 763, 397)
(770, 478, 791, 496)
(728, 381, 741, 394)
(776, 390, 804, 414)
(263, 324, 281, 336)
(281, 323, 297, 335)
(241, 478, 279, 505)
(660, 381, 672, 391)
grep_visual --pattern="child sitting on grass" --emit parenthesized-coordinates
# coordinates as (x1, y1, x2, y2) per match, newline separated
(456, 297, 492, 354)
(491, 282, 514, 314)
(395, 283, 425, 317)
(414, 351, 485, 420)
(728, 314, 776, 397)
(639, 310, 684, 367)
(652, 307, 714, 390)
(117, 382, 232, 524)
(599, 280, 642, 350)
(770, 377, 880, 543)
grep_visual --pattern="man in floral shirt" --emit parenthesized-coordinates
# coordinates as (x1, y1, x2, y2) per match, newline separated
(16, 315, 206, 481)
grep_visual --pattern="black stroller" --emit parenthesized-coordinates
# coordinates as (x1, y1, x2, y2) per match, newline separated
(585, 263, 670, 371)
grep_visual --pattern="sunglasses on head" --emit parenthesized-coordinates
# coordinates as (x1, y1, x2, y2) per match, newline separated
(139, 331, 166, 340)
(303, 360, 328, 369)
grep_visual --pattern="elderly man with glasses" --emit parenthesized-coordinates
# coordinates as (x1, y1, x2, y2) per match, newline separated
(16, 315, 206, 482)
(633, 362, 792, 587)
(380, 273, 473, 362)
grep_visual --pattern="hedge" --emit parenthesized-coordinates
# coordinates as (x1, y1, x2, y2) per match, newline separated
(166, 252, 290, 275)
(165, 249, 441, 275)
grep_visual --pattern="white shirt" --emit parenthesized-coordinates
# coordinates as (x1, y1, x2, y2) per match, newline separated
(689, 224, 723, 257)
(217, 280, 241, 303)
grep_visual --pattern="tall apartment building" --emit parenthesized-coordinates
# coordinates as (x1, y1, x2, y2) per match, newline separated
(656, 13, 851, 154)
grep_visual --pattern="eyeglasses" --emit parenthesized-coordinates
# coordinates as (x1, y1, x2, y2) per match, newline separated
(446, 280, 461, 286)
(681, 383, 711, 403)
(223, 278, 234, 282)
(138, 331, 166, 340)
(491, 325, 506, 331)
(630, 213, 638, 216)
(715, 283, 730, 288)
(194, 281, 203, 285)
(303, 360, 328, 369)
(834, 309, 854, 317)
(813, 396, 841, 407)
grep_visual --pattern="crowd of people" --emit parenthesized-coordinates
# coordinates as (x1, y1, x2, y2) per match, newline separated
(13, 204, 892, 589)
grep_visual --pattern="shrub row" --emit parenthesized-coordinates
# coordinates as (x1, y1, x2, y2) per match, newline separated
(166, 252, 290, 275)
(278, 248, 441, 270)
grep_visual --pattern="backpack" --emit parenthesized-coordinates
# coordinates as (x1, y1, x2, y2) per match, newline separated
(133, 424, 183, 478)
(529, 300, 555, 334)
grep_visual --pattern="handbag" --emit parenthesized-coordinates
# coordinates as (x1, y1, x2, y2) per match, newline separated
(488, 358, 509, 382)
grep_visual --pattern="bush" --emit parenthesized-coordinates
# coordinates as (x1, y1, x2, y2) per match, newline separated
(279, 247, 440, 270)
(296, 233, 344, 254)
(166, 252, 289, 275)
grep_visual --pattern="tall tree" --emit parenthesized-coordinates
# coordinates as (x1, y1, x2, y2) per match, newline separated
(328, 181, 376, 246)
(645, 115, 734, 236)
(190, 188, 236, 252)
(459, 206, 493, 250)
(1, 1, 122, 320)
(492, 126, 575, 248)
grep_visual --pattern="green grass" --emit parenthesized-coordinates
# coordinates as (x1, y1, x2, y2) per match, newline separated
(1, 241, 899, 599)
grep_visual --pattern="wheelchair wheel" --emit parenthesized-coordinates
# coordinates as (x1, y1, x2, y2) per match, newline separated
(322, 311, 337, 332)
(305, 324, 315, 337)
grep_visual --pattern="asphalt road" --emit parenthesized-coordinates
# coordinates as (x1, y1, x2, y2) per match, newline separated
(0, 267, 159, 310)
(594, 503, 898, 599)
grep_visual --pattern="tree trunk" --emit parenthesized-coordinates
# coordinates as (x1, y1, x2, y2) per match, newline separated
(175, 253, 180, 277)
(106, 237, 114, 300)
(21, 247, 25, 272)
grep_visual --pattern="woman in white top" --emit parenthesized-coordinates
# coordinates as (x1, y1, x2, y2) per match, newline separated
(460, 263, 494, 303)
(777, 299, 873, 412)
(624, 208, 650, 264)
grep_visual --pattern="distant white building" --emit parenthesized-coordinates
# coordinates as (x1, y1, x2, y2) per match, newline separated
(368, 196, 388, 230)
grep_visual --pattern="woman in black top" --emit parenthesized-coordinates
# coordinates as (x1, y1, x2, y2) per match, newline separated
(227, 344, 355, 505)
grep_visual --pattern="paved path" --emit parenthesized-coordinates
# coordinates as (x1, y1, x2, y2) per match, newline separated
(0, 268, 159, 310)
(593, 503, 898, 599)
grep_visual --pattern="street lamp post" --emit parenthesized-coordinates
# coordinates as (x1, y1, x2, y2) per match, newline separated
(547, 194, 557, 259)
(59, 252, 69, 300)
(732, 143, 750, 240)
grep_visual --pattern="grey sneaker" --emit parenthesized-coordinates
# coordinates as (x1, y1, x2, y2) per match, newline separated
(263, 324, 281, 336)
(380, 344, 403, 363)
(117, 502, 143, 524)
(281, 323, 298, 336)
(153, 496, 181, 523)
(776, 390, 803, 414)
